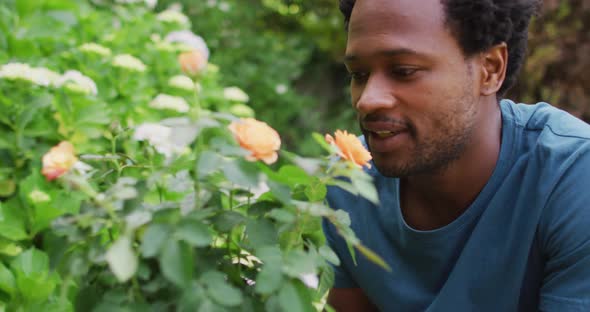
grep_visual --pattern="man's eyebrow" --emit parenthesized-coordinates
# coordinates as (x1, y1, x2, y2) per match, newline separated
(344, 48, 423, 62)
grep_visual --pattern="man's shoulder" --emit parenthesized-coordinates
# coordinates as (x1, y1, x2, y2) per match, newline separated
(505, 99, 590, 140)
(504, 100, 590, 167)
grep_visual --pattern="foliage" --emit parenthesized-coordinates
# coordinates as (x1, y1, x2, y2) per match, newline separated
(508, 0, 590, 122)
(157, 0, 354, 156)
(0, 0, 388, 310)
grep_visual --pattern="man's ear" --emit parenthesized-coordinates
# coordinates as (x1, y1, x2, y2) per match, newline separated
(479, 42, 508, 96)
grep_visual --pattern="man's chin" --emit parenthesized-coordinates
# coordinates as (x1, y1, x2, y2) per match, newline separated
(372, 159, 410, 178)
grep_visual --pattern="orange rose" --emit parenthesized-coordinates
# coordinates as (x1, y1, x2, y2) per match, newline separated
(178, 50, 207, 76)
(41, 141, 78, 181)
(228, 118, 281, 164)
(325, 130, 372, 168)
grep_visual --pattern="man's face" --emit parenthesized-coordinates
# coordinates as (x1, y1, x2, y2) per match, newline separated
(344, 0, 482, 177)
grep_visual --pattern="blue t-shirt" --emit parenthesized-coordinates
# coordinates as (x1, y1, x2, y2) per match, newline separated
(323, 100, 590, 311)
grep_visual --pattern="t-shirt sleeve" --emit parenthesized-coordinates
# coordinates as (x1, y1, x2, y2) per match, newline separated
(538, 148, 590, 311)
(322, 216, 359, 288)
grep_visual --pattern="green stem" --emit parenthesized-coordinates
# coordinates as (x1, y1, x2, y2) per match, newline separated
(131, 276, 145, 302)
(193, 78, 201, 118)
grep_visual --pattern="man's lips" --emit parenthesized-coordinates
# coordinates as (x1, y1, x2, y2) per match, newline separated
(360, 117, 413, 153)
(361, 121, 410, 137)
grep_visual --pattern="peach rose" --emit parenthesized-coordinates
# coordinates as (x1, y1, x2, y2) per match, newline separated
(228, 118, 281, 164)
(178, 50, 207, 76)
(325, 130, 372, 168)
(41, 141, 78, 181)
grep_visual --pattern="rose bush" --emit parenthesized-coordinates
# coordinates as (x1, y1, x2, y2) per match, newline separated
(0, 0, 388, 311)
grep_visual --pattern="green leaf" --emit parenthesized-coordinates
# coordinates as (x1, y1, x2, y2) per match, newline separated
(356, 244, 391, 272)
(283, 250, 318, 278)
(175, 220, 212, 247)
(265, 295, 281, 312)
(0, 238, 22, 256)
(0, 135, 13, 149)
(0, 201, 28, 241)
(312, 132, 333, 153)
(276, 165, 311, 187)
(160, 240, 193, 287)
(294, 202, 332, 217)
(326, 179, 359, 197)
(10, 248, 57, 302)
(334, 210, 352, 227)
(245, 218, 278, 249)
(280, 151, 322, 175)
(105, 235, 138, 282)
(319, 245, 340, 266)
(222, 159, 260, 189)
(212, 211, 246, 233)
(201, 270, 243, 307)
(248, 200, 279, 216)
(140, 223, 171, 258)
(255, 246, 283, 266)
(255, 264, 283, 295)
(197, 150, 224, 178)
(267, 180, 292, 204)
(351, 176, 379, 205)
(0, 261, 16, 296)
(267, 208, 296, 224)
(0, 179, 15, 197)
(316, 266, 335, 301)
(19, 172, 85, 234)
(304, 177, 327, 202)
(32, 191, 85, 234)
(178, 282, 206, 311)
(278, 281, 314, 312)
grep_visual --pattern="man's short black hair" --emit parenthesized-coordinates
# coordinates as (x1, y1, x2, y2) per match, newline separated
(339, 0, 541, 96)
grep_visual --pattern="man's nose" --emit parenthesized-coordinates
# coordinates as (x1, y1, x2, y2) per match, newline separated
(354, 75, 397, 114)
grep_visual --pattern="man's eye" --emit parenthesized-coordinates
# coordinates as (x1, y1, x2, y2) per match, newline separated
(391, 67, 418, 78)
(349, 71, 369, 82)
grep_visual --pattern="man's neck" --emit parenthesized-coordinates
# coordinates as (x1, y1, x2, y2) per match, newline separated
(399, 100, 503, 231)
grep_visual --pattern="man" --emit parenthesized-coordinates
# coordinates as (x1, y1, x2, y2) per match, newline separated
(322, 0, 590, 311)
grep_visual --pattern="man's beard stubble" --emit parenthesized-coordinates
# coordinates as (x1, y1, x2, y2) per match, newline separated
(361, 98, 478, 178)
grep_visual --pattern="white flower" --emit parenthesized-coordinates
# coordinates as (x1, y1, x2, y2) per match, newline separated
(223, 86, 249, 102)
(144, 0, 157, 9)
(149, 94, 190, 112)
(299, 273, 319, 289)
(133, 123, 171, 143)
(112, 54, 147, 72)
(218, 2, 230, 12)
(79, 43, 112, 56)
(229, 103, 255, 118)
(115, 0, 155, 7)
(28, 189, 51, 204)
(151, 34, 176, 52)
(0, 63, 60, 87)
(57, 70, 98, 95)
(133, 123, 185, 157)
(164, 30, 209, 59)
(73, 161, 94, 176)
(150, 33, 162, 42)
(156, 9, 190, 26)
(0, 63, 33, 80)
(275, 84, 288, 95)
(168, 75, 195, 91)
(206, 0, 217, 7)
(32, 67, 62, 87)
